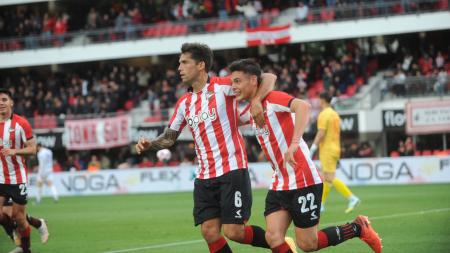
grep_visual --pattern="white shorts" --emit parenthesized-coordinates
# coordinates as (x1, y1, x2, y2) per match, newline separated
(37, 171, 53, 183)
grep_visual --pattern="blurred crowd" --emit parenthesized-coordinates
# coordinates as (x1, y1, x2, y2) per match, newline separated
(0, 0, 447, 50)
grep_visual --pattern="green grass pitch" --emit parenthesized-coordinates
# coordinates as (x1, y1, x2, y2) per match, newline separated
(1, 183, 449, 253)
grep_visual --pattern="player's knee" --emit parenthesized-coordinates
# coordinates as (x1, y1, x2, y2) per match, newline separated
(223, 225, 245, 242)
(297, 238, 318, 252)
(201, 224, 221, 242)
(265, 230, 284, 247)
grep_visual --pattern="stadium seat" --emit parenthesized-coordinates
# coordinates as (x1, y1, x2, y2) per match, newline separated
(414, 150, 421, 156)
(346, 84, 357, 96)
(438, 0, 448, 10)
(390, 151, 400, 157)
(204, 21, 217, 32)
(307, 13, 314, 23)
(422, 150, 432, 156)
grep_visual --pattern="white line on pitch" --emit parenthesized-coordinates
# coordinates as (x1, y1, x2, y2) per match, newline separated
(103, 207, 450, 253)
(103, 240, 204, 253)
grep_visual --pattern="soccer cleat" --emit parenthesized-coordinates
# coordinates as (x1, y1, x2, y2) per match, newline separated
(13, 230, 21, 246)
(8, 247, 23, 253)
(345, 197, 360, 213)
(38, 219, 50, 243)
(353, 215, 382, 253)
(285, 236, 298, 253)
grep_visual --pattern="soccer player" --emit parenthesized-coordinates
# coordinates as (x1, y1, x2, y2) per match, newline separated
(229, 59, 382, 253)
(309, 92, 360, 213)
(36, 143, 59, 204)
(136, 43, 286, 252)
(2, 198, 49, 253)
(0, 88, 35, 253)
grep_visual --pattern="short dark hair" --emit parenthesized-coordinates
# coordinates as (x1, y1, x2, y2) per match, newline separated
(0, 88, 13, 100)
(319, 92, 332, 104)
(228, 58, 262, 84)
(181, 43, 213, 72)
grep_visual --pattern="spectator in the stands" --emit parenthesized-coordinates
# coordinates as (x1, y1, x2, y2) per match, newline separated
(404, 137, 415, 156)
(358, 141, 374, 157)
(236, 0, 259, 28)
(295, 1, 309, 23)
(87, 155, 101, 172)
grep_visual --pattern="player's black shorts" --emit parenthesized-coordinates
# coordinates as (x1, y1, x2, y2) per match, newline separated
(0, 183, 28, 205)
(193, 169, 252, 226)
(264, 183, 323, 228)
(3, 197, 13, 206)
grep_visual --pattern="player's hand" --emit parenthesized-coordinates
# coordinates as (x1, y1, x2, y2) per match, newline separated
(284, 144, 298, 168)
(135, 138, 152, 155)
(250, 99, 266, 128)
(1, 148, 16, 156)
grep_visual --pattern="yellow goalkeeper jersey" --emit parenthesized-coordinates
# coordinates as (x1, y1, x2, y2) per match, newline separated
(317, 106, 341, 159)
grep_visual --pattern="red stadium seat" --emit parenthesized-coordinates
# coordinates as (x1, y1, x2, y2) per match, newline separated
(422, 150, 432, 156)
(204, 21, 217, 32)
(390, 151, 400, 157)
(414, 150, 421, 156)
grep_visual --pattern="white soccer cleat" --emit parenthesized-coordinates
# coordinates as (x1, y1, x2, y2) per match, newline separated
(13, 230, 20, 246)
(38, 219, 50, 243)
(345, 196, 361, 213)
(8, 247, 23, 253)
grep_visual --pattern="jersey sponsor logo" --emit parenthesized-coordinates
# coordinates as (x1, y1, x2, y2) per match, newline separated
(186, 108, 217, 128)
(253, 125, 269, 137)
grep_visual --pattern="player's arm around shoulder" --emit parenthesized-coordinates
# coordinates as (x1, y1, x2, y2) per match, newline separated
(251, 72, 277, 127)
(135, 128, 180, 155)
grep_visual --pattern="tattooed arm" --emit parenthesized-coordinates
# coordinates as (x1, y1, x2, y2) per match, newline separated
(135, 128, 180, 154)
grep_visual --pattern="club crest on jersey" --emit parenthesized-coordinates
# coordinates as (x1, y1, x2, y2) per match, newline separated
(186, 108, 217, 128)
(206, 91, 215, 100)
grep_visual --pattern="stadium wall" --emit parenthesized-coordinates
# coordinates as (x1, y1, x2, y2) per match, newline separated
(28, 156, 450, 198)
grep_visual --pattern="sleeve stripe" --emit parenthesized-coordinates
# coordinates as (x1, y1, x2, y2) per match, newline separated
(287, 98, 295, 109)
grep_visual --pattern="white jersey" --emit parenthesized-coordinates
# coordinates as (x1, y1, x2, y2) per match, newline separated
(37, 147, 53, 174)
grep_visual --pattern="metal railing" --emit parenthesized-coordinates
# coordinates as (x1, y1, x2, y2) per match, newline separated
(382, 75, 450, 100)
(0, 0, 446, 52)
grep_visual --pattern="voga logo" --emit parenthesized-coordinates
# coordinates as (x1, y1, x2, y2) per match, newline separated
(186, 108, 217, 128)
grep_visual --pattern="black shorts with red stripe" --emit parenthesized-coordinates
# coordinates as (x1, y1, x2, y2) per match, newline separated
(0, 183, 28, 205)
(264, 183, 323, 228)
(193, 169, 252, 226)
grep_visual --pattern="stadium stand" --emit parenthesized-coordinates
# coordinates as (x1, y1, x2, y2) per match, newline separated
(0, 0, 448, 171)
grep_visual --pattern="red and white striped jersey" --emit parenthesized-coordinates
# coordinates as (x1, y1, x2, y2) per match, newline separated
(241, 91, 322, 191)
(0, 114, 33, 184)
(169, 77, 248, 179)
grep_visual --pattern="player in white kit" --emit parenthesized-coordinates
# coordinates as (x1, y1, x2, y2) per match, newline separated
(36, 144, 58, 204)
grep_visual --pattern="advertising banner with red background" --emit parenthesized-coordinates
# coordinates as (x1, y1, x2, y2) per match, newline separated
(64, 115, 131, 150)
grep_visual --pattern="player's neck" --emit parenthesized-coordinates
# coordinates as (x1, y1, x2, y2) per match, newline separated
(191, 72, 209, 93)
(0, 112, 11, 122)
(248, 89, 258, 101)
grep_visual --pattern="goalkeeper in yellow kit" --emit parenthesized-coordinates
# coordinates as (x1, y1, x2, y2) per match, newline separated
(310, 92, 360, 213)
